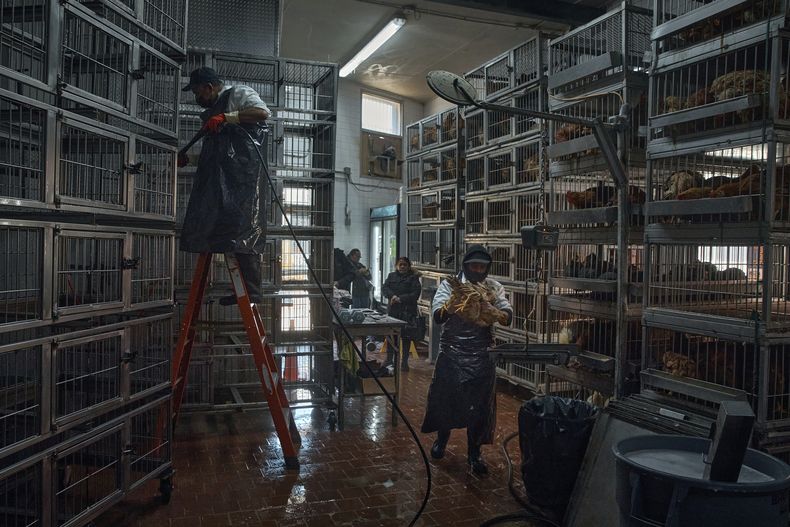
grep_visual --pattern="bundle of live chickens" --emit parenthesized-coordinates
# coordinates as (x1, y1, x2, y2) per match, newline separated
(565, 180, 646, 209)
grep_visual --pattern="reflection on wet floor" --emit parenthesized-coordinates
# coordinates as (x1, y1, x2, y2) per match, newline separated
(94, 351, 535, 526)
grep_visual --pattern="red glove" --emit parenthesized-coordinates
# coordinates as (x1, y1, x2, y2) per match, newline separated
(203, 113, 226, 134)
(177, 152, 189, 168)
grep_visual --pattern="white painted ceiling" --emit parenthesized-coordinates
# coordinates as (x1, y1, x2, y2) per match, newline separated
(279, 0, 573, 102)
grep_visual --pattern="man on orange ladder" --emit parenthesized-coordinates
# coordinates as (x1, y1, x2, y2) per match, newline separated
(178, 66, 271, 304)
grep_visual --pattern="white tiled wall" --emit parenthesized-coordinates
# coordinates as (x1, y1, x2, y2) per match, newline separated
(333, 78, 423, 262)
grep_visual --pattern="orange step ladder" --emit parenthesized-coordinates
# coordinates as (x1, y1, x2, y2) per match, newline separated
(170, 252, 301, 469)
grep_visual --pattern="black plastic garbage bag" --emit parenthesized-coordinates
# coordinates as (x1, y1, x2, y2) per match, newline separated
(519, 396, 599, 512)
(180, 123, 268, 254)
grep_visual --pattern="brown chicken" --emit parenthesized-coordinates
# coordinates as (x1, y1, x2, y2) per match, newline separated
(677, 187, 715, 200)
(662, 351, 697, 379)
(441, 112, 457, 140)
(423, 127, 438, 144)
(710, 70, 772, 122)
(566, 182, 617, 209)
(709, 165, 762, 198)
(554, 123, 592, 143)
(664, 170, 705, 200)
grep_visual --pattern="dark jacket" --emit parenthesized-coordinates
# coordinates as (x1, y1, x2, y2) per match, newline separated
(383, 269, 421, 323)
(348, 261, 372, 298)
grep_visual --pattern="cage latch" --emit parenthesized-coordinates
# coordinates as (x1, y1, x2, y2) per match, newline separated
(125, 162, 144, 174)
(130, 67, 148, 80)
(122, 351, 137, 363)
(122, 445, 136, 456)
(123, 257, 141, 270)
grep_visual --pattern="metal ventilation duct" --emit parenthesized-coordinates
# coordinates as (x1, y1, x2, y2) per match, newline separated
(188, 0, 280, 55)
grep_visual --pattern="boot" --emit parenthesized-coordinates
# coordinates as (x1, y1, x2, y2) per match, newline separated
(400, 355, 409, 371)
(468, 444, 488, 476)
(220, 253, 262, 305)
(431, 430, 450, 460)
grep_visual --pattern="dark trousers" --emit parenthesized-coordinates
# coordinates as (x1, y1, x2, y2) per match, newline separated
(386, 337, 413, 367)
(235, 252, 262, 297)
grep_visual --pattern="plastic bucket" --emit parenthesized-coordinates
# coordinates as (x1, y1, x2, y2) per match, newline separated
(613, 435, 790, 527)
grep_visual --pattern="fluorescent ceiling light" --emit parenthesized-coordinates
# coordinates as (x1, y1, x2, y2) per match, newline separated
(339, 17, 406, 78)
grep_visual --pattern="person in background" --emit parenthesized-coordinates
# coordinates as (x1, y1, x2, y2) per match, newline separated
(421, 244, 512, 476)
(382, 257, 422, 371)
(343, 248, 372, 309)
(178, 66, 270, 305)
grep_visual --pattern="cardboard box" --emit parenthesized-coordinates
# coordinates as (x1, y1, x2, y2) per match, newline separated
(361, 375, 397, 395)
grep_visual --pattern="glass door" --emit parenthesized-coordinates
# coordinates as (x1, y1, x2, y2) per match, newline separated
(369, 205, 400, 304)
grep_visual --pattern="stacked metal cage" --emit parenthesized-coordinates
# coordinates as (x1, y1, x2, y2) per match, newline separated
(406, 103, 466, 335)
(454, 34, 554, 391)
(542, 3, 653, 401)
(0, 0, 185, 523)
(642, 0, 790, 460)
(176, 51, 337, 412)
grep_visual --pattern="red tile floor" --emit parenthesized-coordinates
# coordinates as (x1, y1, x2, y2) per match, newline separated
(95, 350, 542, 526)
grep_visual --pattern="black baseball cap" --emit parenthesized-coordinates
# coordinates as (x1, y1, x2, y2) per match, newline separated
(182, 67, 221, 91)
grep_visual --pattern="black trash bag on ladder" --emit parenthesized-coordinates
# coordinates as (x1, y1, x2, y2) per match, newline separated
(180, 123, 269, 254)
(519, 395, 599, 513)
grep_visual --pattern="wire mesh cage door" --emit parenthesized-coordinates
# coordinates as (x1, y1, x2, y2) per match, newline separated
(0, 223, 46, 332)
(0, 92, 49, 205)
(54, 230, 126, 317)
(0, 457, 44, 527)
(56, 117, 129, 213)
(0, 341, 45, 455)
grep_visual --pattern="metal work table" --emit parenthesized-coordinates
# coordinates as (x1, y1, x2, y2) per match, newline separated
(333, 311, 406, 429)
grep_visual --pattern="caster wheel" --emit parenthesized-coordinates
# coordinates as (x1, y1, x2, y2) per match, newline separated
(159, 476, 173, 504)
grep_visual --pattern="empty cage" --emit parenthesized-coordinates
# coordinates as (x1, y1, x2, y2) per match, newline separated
(486, 52, 511, 99)
(271, 178, 333, 230)
(0, 459, 42, 527)
(438, 228, 457, 271)
(464, 66, 485, 99)
(416, 230, 438, 268)
(130, 232, 173, 306)
(407, 157, 420, 189)
(647, 241, 790, 329)
(283, 59, 337, 114)
(128, 316, 171, 397)
(513, 36, 548, 90)
(466, 155, 485, 193)
(439, 188, 457, 222)
(213, 54, 278, 107)
(141, 0, 187, 50)
(465, 199, 484, 236)
(0, 0, 49, 85)
(0, 341, 43, 453)
(60, 7, 131, 110)
(0, 224, 44, 331)
(135, 47, 179, 135)
(486, 244, 513, 282)
(54, 331, 123, 424)
(407, 123, 420, 154)
(515, 192, 544, 235)
(486, 105, 512, 144)
(54, 428, 122, 526)
(407, 194, 421, 223)
(512, 88, 543, 138)
(55, 230, 124, 315)
(514, 245, 545, 283)
(57, 120, 127, 210)
(0, 92, 47, 204)
(548, 5, 652, 98)
(486, 197, 513, 233)
(133, 138, 175, 219)
(128, 398, 172, 489)
(275, 118, 335, 176)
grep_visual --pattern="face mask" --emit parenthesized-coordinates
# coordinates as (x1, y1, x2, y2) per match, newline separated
(464, 266, 488, 283)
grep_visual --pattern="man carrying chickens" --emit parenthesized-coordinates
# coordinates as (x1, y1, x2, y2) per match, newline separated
(421, 245, 512, 475)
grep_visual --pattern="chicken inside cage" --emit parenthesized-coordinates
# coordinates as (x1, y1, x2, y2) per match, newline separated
(407, 125, 420, 152)
(553, 314, 643, 366)
(486, 56, 510, 96)
(563, 180, 646, 210)
(421, 194, 438, 220)
(656, 0, 782, 53)
(648, 243, 790, 324)
(440, 149, 457, 181)
(515, 144, 540, 186)
(653, 145, 790, 223)
(421, 156, 439, 185)
(440, 110, 457, 142)
(422, 120, 438, 147)
(466, 113, 484, 149)
(407, 159, 421, 188)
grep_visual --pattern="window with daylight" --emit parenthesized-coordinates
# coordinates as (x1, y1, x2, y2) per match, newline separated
(362, 93, 401, 136)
